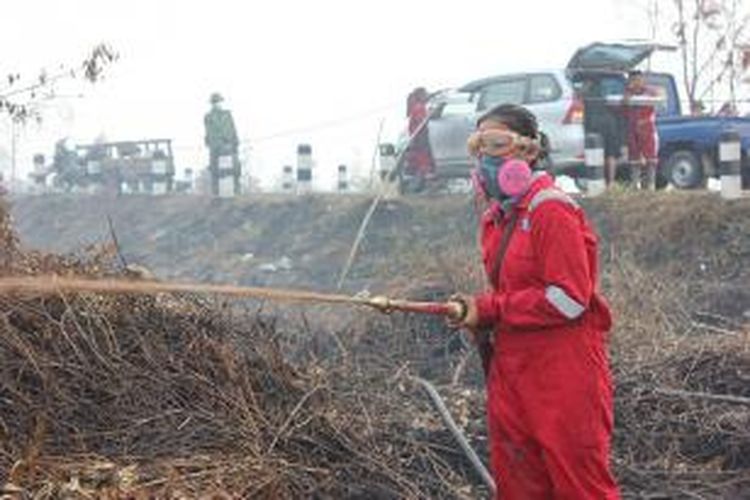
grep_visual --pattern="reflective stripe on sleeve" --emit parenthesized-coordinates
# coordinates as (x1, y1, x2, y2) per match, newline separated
(545, 285, 585, 319)
(528, 189, 578, 213)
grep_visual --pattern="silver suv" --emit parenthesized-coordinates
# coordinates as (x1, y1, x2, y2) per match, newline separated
(420, 69, 584, 178)
(409, 43, 675, 182)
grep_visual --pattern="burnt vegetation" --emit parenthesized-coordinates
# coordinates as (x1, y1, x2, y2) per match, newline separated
(1, 192, 750, 498)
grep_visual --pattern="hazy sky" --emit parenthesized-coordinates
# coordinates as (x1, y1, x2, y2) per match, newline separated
(0, 0, 691, 189)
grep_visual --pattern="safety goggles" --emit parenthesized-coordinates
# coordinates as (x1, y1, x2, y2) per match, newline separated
(467, 129, 540, 158)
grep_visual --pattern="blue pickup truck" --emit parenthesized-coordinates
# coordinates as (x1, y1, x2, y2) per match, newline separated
(563, 42, 750, 189)
(657, 111, 750, 188)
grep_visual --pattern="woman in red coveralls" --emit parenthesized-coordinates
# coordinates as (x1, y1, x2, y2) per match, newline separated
(451, 104, 620, 499)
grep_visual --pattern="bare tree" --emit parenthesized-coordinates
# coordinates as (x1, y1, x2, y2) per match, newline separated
(0, 43, 118, 123)
(723, 0, 750, 111)
(0, 43, 117, 185)
(669, 0, 749, 112)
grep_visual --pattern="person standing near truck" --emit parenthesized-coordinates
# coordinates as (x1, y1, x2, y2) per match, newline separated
(580, 78, 623, 187)
(452, 103, 619, 499)
(623, 71, 659, 190)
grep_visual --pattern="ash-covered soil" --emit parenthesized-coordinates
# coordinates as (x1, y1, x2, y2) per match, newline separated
(5, 190, 750, 498)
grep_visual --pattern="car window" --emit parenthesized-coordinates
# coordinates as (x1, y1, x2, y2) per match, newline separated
(441, 100, 477, 116)
(528, 74, 562, 103)
(436, 92, 476, 117)
(477, 79, 526, 110)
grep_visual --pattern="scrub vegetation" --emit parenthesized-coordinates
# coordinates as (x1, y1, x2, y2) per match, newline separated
(2, 191, 749, 498)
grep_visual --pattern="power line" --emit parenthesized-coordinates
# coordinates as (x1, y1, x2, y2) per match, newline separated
(241, 101, 401, 144)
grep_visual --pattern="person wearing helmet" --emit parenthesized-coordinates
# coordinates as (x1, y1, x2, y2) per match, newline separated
(204, 93, 240, 196)
(451, 104, 619, 499)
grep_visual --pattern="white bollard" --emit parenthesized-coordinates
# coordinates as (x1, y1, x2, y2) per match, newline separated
(584, 133, 606, 197)
(378, 143, 396, 182)
(33, 155, 46, 191)
(337, 164, 348, 192)
(720, 131, 742, 200)
(185, 168, 194, 193)
(218, 155, 235, 198)
(296, 144, 313, 194)
(378, 143, 400, 198)
(282, 165, 295, 192)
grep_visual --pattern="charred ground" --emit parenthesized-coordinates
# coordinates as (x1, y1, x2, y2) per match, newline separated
(3, 191, 750, 499)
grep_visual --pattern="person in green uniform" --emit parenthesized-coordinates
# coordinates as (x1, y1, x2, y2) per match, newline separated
(204, 92, 240, 196)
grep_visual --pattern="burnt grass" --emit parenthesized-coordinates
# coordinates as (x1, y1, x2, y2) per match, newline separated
(6, 190, 750, 498)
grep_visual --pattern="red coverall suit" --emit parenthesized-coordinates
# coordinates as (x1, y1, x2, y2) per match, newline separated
(623, 86, 659, 162)
(474, 173, 619, 499)
(406, 98, 435, 177)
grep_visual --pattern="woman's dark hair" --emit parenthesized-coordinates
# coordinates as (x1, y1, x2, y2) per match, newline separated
(477, 103, 550, 167)
(477, 103, 539, 138)
(406, 87, 429, 116)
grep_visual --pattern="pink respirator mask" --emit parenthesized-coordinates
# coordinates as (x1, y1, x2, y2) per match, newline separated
(471, 156, 532, 201)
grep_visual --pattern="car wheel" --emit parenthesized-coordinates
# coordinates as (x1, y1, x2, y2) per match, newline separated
(665, 150, 703, 189)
